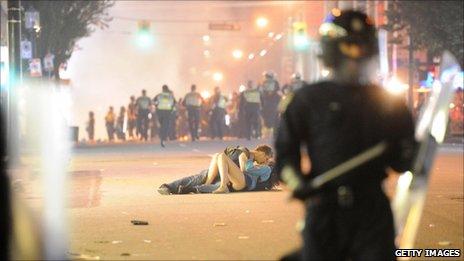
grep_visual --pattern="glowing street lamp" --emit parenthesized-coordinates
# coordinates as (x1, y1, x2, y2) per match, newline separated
(213, 72, 223, 82)
(256, 17, 269, 28)
(202, 35, 210, 42)
(232, 49, 243, 59)
(136, 20, 154, 48)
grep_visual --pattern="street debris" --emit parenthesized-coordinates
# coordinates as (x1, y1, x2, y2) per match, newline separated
(438, 241, 451, 246)
(94, 240, 109, 244)
(111, 240, 122, 244)
(67, 252, 100, 260)
(262, 219, 274, 223)
(213, 222, 227, 227)
(143, 240, 152, 243)
(238, 236, 249, 240)
(121, 211, 129, 215)
(131, 220, 149, 225)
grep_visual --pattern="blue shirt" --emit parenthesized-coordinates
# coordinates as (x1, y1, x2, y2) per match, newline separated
(244, 159, 272, 190)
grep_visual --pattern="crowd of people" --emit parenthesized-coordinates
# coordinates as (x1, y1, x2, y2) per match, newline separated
(85, 71, 307, 146)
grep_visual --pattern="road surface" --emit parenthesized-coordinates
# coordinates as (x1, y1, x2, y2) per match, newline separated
(15, 139, 464, 260)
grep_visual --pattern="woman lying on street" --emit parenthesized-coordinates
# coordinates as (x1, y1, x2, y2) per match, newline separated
(157, 145, 278, 194)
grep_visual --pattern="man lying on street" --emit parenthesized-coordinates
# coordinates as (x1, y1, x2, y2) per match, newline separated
(157, 145, 279, 194)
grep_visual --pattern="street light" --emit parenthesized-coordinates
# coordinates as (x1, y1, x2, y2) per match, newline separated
(248, 53, 255, 60)
(256, 17, 269, 28)
(136, 20, 154, 48)
(259, 49, 267, 57)
(232, 49, 243, 59)
(202, 35, 210, 43)
(213, 72, 223, 82)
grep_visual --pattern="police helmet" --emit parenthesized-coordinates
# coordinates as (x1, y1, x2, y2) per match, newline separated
(263, 71, 275, 79)
(319, 9, 378, 68)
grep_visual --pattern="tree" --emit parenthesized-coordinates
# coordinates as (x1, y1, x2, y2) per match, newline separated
(22, 0, 114, 80)
(384, 0, 463, 66)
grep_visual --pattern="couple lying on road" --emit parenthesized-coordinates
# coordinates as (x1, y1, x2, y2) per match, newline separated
(157, 145, 279, 194)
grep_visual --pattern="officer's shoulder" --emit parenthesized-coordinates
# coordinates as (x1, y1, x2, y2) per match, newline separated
(292, 81, 334, 101)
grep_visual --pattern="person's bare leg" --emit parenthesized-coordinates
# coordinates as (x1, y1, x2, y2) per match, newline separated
(205, 153, 219, 185)
(213, 153, 246, 193)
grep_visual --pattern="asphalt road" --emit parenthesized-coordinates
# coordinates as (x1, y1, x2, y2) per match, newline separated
(16, 139, 464, 260)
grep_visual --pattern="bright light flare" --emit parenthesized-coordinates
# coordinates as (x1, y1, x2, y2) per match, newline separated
(136, 32, 154, 48)
(256, 17, 269, 28)
(202, 35, 210, 42)
(239, 84, 246, 92)
(321, 69, 330, 78)
(274, 34, 283, 41)
(385, 77, 408, 95)
(203, 50, 211, 58)
(268, 32, 275, 38)
(259, 49, 267, 57)
(225, 114, 231, 126)
(213, 72, 223, 82)
(232, 49, 243, 59)
(248, 53, 255, 60)
(201, 90, 211, 99)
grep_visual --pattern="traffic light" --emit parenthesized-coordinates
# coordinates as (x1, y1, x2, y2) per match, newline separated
(136, 20, 153, 48)
(292, 21, 309, 50)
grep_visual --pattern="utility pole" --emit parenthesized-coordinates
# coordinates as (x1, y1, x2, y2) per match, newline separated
(408, 31, 415, 110)
(7, 0, 22, 165)
(7, 0, 22, 83)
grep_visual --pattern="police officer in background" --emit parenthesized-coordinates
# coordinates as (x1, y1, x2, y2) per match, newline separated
(183, 84, 203, 141)
(240, 80, 262, 140)
(127, 96, 137, 140)
(154, 85, 176, 147)
(210, 86, 228, 140)
(260, 71, 281, 136)
(290, 72, 305, 93)
(275, 10, 416, 260)
(136, 89, 152, 141)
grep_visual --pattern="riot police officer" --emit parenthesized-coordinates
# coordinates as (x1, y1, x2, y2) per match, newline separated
(290, 72, 305, 93)
(210, 86, 228, 140)
(260, 71, 281, 136)
(136, 89, 152, 141)
(183, 84, 203, 141)
(240, 80, 262, 140)
(275, 10, 416, 260)
(154, 85, 176, 147)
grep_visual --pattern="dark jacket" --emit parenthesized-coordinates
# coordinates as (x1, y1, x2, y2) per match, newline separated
(275, 81, 416, 192)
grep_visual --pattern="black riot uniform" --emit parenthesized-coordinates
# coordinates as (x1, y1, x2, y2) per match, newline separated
(260, 72, 281, 131)
(275, 10, 416, 261)
(183, 85, 203, 141)
(210, 87, 228, 140)
(154, 85, 176, 147)
(240, 81, 262, 140)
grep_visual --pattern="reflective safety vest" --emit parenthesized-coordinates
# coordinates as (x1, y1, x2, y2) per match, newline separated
(185, 92, 202, 107)
(216, 95, 227, 109)
(156, 92, 175, 110)
(243, 89, 261, 104)
(262, 79, 278, 92)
